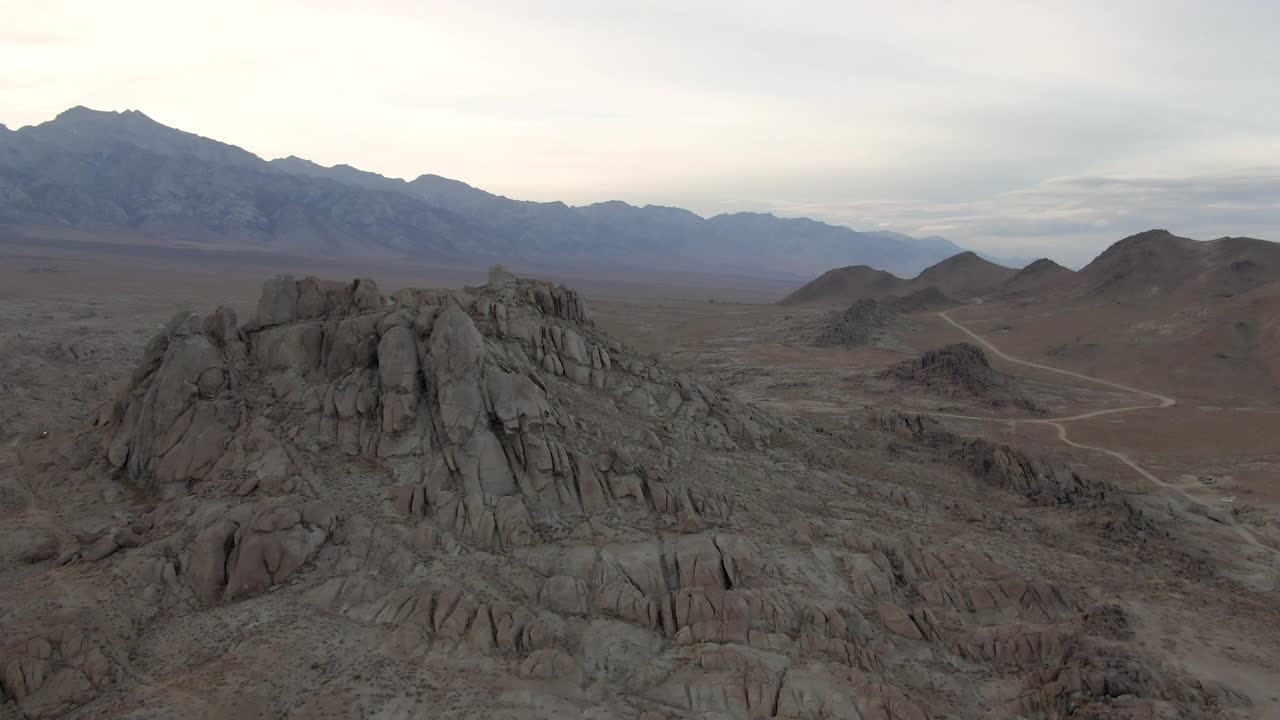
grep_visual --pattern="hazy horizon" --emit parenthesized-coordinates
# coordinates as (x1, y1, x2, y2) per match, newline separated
(5, 1, 1279, 266)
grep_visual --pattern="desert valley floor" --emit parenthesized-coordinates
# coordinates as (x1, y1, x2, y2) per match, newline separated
(1, 236, 1278, 719)
(591, 298, 1280, 517)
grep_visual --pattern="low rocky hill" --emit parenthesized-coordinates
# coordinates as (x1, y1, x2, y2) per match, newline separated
(884, 343, 1045, 414)
(1001, 258, 1075, 296)
(814, 299, 896, 346)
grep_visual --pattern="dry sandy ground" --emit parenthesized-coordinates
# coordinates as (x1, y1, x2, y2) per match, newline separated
(2, 240, 1279, 717)
(591, 297, 1280, 549)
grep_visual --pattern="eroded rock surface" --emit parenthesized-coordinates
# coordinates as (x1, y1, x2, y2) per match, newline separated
(0, 272, 1263, 719)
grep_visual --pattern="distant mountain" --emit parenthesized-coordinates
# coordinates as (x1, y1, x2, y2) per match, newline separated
(0, 106, 966, 278)
(0, 108, 493, 260)
(780, 250, 1016, 305)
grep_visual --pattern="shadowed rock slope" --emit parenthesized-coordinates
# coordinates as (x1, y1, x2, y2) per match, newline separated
(0, 273, 1267, 719)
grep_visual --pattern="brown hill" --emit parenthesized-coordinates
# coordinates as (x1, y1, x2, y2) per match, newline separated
(1076, 229, 1280, 299)
(779, 264, 903, 305)
(957, 230, 1280, 403)
(781, 251, 1015, 305)
(912, 251, 1018, 298)
(1159, 275, 1280, 394)
(1252, 288, 1280, 385)
(1001, 258, 1075, 296)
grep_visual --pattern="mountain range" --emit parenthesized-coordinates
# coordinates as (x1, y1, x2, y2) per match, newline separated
(780, 229, 1280, 305)
(0, 107, 966, 278)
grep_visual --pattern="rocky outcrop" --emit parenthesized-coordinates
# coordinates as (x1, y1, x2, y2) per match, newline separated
(873, 411, 1107, 506)
(883, 343, 1046, 414)
(194, 498, 337, 602)
(102, 308, 246, 497)
(0, 270, 1246, 719)
(815, 299, 894, 346)
(959, 437, 1108, 506)
(0, 628, 116, 718)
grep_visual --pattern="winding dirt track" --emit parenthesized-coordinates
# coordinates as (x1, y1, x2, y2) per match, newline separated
(936, 302, 1277, 555)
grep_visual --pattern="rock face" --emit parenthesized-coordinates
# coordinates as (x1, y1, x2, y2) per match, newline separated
(815, 299, 894, 347)
(884, 343, 1045, 414)
(0, 273, 1250, 719)
(104, 308, 247, 497)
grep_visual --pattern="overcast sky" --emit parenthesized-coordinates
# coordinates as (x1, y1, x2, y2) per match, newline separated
(4, 0, 1279, 265)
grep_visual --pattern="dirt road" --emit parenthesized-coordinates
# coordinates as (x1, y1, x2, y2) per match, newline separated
(937, 303, 1277, 555)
